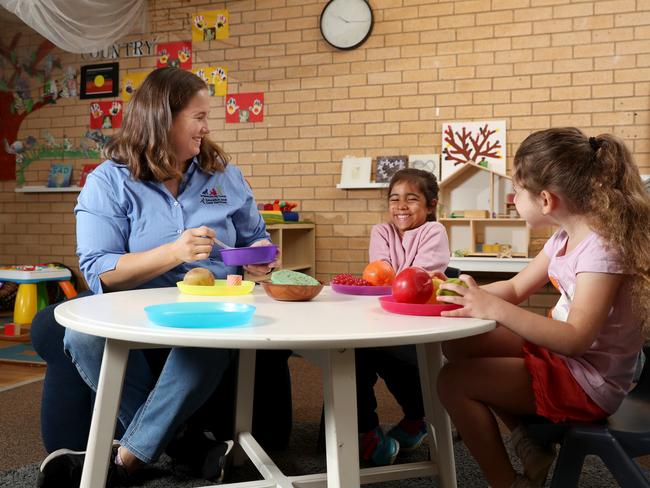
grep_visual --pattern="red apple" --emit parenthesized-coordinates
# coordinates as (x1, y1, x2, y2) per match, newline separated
(391, 267, 434, 304)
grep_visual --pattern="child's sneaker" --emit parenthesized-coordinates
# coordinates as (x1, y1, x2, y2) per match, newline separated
(387, 418, 428, 451)
(360, 426, 399, 466)
(510, 426, 556, 487)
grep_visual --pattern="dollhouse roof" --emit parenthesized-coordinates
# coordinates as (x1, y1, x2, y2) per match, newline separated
(439, 160, 510, 189)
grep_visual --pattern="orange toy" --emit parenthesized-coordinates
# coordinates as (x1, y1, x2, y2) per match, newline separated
(362, 260, 396, 286)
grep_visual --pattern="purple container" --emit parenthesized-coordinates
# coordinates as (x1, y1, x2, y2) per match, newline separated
(220, 245, 278, 266)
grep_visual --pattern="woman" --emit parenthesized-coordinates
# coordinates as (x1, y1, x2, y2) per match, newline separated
(37, 67, 278, 487)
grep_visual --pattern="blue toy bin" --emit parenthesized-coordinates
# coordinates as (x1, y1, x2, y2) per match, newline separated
(144, 302, 255, 328)
(282, 211, 299, 221)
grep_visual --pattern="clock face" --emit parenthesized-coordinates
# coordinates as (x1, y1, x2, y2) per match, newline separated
(320, 0, 373, 50)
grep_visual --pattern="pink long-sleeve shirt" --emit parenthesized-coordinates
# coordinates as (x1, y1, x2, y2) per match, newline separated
(368, 221, 450, 274)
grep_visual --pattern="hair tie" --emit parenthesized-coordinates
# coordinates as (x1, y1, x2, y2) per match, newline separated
(589, 136, 600, 152)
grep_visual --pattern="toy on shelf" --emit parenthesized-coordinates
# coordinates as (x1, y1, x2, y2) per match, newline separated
(258, 200, 299, 223)
(438, 160, 529, 258)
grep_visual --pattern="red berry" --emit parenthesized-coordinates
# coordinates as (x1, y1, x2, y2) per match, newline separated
(331, 273, 370, 286)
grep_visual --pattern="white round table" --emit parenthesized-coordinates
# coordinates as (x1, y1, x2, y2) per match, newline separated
(55, 286, 495, 488)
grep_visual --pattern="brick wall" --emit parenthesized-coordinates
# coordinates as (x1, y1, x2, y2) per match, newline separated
(2, 0, 649, 313)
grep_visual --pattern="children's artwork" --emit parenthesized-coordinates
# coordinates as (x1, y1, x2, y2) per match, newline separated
(80, 63, 119, 99)
(193, 66, 228, 96)
(121, 71, 149, 103)
(79, 163, 99, 187)
(375, 155, 407, 183)
(156, 41, 192, 69)
(441, 120, 506, 181)
(59, 66, 78, 98)
(192, 10, 229, 42)
(408, 154, 441, 180)
(89, 101, 123, 129)
(339, 156, 372, 186)
(47, 163, 73, 188)
(225, 93, 264, 123)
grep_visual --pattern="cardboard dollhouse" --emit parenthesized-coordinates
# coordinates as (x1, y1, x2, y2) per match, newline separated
(438, 161, 530, 258)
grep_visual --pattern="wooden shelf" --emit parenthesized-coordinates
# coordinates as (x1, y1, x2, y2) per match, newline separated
(15, 185, 82, 193)
(336, 182, 388, 189)
(245, 223, 316, 281)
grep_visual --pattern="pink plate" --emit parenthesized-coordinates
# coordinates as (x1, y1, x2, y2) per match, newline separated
(331, 283, 392, 296)
(378, 296, 462, 316)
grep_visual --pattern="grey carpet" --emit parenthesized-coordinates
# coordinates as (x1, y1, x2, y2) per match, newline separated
(0, 421, 640, 487)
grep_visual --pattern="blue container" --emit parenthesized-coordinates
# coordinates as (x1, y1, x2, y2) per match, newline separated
(144, 302, 255, 328)
(283, 211, 299, 221)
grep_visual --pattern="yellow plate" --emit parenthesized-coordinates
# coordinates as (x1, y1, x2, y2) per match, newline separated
(176, 280, 255, 296)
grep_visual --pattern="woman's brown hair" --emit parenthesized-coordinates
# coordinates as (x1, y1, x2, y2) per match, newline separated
(103, 67, 229, 181)
(513, 127, 650, 335)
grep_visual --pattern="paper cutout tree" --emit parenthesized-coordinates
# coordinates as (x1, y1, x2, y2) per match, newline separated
(0, 33, 60, 180)
(443, 123, 501, 166)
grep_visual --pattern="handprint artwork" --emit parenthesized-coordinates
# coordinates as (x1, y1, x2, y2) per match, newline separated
(89, 101, 123, 129)
(225, 92, 264, 123)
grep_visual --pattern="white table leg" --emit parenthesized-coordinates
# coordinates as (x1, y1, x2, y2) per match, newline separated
(80, 339, 129, 488)
(417, 342, 457, 488)
(321, 348, 360, 488)
(234, 349, 256, 466)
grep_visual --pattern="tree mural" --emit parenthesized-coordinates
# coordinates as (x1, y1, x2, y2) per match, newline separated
(0, 33, 59, 180)
(442, 123, 502, 167)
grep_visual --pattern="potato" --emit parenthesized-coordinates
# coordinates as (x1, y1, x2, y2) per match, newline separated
(183, 267, 215, 286)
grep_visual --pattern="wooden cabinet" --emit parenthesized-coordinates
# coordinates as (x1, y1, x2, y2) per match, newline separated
(245, 223, 316, 280)
(440, 218, 530, 257)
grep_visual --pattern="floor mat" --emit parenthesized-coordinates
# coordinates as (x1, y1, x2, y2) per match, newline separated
(0, 342, 44, 365)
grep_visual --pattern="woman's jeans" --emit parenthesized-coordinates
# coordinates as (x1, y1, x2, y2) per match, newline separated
(64, 329, 234, 463)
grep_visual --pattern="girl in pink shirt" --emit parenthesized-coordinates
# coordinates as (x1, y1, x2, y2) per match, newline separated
(357, 168, 451, 466)
(436, 128, 650, 488)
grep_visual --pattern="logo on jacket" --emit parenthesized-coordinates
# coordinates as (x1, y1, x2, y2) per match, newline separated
(200, 186, 227, 204)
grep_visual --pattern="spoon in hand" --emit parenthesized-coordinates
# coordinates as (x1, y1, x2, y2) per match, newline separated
(212, 236, 234, 249)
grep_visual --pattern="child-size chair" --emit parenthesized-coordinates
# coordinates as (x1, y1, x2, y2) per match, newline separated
(524, 345, 650, 487)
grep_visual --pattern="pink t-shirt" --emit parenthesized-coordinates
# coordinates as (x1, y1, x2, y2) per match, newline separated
(368, 221, 450, 274)
(544, 229, 643, 413)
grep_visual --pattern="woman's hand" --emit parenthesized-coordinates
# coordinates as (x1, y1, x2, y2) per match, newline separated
(243, 239, 281, 276)
(170, 226, 215, 263)
(437, 274, 504, 319)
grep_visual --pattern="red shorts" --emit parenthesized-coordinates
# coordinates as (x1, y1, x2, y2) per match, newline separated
(523, 341, 608, 423)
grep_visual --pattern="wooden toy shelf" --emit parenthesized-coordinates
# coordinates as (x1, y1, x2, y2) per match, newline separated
(440, 217, 529, 257)
(245, 223, 316, 281)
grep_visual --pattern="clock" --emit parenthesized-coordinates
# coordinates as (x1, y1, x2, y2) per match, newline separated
(319, 0, 373, 50)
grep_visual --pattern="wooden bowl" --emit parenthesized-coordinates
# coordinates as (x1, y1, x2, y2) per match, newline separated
(260, 281, 324, 302)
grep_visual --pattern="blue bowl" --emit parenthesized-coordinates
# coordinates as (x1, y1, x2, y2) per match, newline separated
(144, 302, 255, 328)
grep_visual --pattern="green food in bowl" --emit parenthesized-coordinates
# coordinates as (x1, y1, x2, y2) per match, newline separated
(270, 269, 320, 286)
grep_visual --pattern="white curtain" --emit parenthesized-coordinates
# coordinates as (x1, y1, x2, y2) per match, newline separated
(0, 0, 147, 53)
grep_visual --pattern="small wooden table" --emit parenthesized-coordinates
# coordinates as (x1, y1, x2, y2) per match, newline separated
(55, 286, 495, 488)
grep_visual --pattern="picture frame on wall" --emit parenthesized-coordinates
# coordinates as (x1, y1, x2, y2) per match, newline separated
(408, 154, 441, 181)
(80, 63, 119, 99)
(339, 156, 372, 186)
(375, 155, 407, 183)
